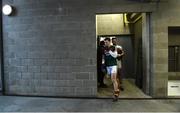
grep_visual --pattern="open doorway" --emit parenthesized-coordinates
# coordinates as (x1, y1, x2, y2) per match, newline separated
(168, 27, 180, 97)
(96, 13, 151, 98)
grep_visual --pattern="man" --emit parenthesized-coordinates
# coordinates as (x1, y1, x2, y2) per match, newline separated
(97, 40, 107, 88)
(104, 38, 120, 102)
(112, 37, 125, 91)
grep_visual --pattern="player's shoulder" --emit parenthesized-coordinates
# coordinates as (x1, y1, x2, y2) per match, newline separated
(116, 45, 122, 49)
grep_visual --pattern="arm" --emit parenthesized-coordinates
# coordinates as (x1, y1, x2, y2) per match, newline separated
(120, 49, 125, 56)
(109, 50, 118, 58)
(117, 48, 125, 57)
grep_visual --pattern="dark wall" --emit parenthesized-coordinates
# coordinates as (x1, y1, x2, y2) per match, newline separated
(2, 0, 156, 96)
(117, 35, 135, 79)
(0, 0, 2, 91)
(134, 18, 143, 88)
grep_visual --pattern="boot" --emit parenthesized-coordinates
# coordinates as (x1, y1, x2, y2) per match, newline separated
(113, 90, 120, 102)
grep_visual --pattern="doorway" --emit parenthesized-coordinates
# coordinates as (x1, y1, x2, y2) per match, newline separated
(96, 13, 151, 98)
(168, 27, 180, 97)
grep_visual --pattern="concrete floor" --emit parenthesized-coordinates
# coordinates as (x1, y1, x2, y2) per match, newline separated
(0, 79, 179, 112)
(0, 96, 180, 112)
(98, 79, 150, 98)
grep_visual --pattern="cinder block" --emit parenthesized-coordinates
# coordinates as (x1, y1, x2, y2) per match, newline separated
(76, 72, 90, 80)
(75, 87, 94, 96)
(70, 80, 83, 87)
(41, 66, 55, 73)
(28, 66, 41, 72)
(9, 72, 22, 80)
(54, 66, 70, 73)
(9, 58, 21, 66)
(21, 59, 34, 66)
(48, 59, 61, 65)
(21, 72, 34, 80)
(83, 80, 97, 87)
(15, 66, 28, 72)
(34, 73, 48, 80)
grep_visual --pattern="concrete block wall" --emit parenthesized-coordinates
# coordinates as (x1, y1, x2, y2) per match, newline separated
(151, 0, 180, 97)
(2, 0, 175, 97)
(2, 0, 97, 97)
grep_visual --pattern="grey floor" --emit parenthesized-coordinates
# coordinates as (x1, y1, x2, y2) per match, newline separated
(0, 96, 180, 112)
(0, 79, 179, 112)
(98, 78, 150, 98)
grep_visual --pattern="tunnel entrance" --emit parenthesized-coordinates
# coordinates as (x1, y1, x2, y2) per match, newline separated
(96, 13, 152, 98)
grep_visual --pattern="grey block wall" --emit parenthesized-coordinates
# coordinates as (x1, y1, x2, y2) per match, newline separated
(2, 0, 170, 97)
(0, 0, 2, 91)
(151, 0, 180, 97)
(2, 0, 98, 97)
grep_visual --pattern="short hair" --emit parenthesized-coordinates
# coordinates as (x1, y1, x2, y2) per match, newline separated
(100, 41, 105, 46)
(104, 37, 111, 42)
(112, 37, 117, 40)
(110, 45, 116, 52)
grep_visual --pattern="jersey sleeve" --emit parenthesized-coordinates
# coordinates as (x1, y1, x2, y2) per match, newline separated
(109, 51, 118, 58)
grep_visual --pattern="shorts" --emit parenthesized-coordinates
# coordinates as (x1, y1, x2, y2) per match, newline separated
(106, 66, 117, 75)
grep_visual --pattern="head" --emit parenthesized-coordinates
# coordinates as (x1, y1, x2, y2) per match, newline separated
(112, 37, 117, 45)
(110, 46, 116, 52)
(104, 38, 111, 47)
(99, 41, 105, 46)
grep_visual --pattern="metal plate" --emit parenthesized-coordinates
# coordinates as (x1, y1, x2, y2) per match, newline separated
(168, 80, 180, 96)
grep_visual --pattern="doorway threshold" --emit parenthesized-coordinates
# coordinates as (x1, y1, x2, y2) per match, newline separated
(97, 79, 151, 99)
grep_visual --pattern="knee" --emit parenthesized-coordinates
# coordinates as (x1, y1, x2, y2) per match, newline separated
(111, 76, 116, 82)
(111, 79, 116, 83)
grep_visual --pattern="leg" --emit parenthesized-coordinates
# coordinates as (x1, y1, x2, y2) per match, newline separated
(97, 61, 101, 85)
(97, 48, 102, 85)
(119, 67, 124, 91)
(117, 68, 121, 89)
(98, 63, 106, 87)
(111, 73, 119, 92)
(111, 73, 119, 102)
(107, 66, 119, 102)
(110, 66, 119, 92)
(99, 70, 107, 88)
(117, 60, 123, 90)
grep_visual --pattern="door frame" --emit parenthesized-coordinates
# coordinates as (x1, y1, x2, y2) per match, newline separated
(142, 13, 153, 95)
(0, 0, 5, 94)
(95, 12, 153, 97)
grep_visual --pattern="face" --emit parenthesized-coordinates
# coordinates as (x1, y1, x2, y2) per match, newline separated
(112, 38, 117, 45)
(104, 40, 110, 47)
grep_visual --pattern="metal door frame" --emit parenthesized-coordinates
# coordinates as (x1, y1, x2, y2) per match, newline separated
(0, 0, 5, 95)
(142, 13, 153, 95)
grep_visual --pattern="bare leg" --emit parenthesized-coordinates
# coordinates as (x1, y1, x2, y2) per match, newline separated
(117, 68, 121, 89)
(119, 68, 124, 91)
(111, 73, 119, 102)
(111, 73, 119, 94)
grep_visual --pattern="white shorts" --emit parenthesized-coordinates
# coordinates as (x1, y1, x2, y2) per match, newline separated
(106, 66, 117, 75)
